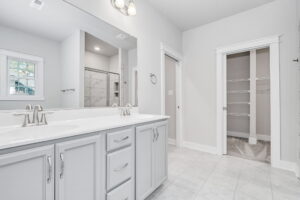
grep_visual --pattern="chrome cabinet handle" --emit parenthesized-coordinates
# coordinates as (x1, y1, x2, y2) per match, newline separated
(60, 153, 64, 179)
(114, 136, 129, 143)
(114, 163, 129, 172)
(156, 128, 159, 141)
(123, 198, 128, 200)
(47, 156, 52, 183)
(152, 128, 156, 142)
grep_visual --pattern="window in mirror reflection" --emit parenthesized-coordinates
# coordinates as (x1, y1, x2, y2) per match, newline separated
(0, 49, 44, 100)
(8, 57, 36, 96)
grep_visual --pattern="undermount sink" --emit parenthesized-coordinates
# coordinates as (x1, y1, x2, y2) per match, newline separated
(0, 124, 79, 138)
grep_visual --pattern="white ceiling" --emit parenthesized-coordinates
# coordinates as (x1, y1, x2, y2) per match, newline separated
(85, 33, 119, 57)
(145, 0, 275, 30)
(0, 0, 137, 50)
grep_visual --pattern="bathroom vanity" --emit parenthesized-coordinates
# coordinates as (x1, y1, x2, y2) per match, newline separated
(0, 0, 168, 199)
(0, 114, 168, 200)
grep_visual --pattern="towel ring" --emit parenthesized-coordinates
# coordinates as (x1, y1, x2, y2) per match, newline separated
(150, 73, 157, 85)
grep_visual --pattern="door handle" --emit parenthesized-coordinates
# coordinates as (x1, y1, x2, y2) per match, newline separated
(155, 128, 159, 141)
(47, 156, 52, 183)
(60, 153, 64, 179)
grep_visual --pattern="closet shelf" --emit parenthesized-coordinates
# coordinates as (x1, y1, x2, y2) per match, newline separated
(227, 131, 250, 139)
(227, 78, 250, 83)
(256, 77, 270, 81)
(256, 88, 270, 92)
(227, 102, 250, 105)
(227, 113, 250, 117)
(227, 90, 250, 94)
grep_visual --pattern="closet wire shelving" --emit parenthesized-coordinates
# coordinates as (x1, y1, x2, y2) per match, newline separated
(226, 54, 271, 144)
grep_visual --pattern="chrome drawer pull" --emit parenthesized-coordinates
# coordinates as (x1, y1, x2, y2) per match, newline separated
(60, 153, 64, 179)
(152, 128, 156, 143)
(114, 136, 129, 143)
(47, 156, 52, 183)
(114, 163, 129, 172)
(123, 198, 128, 200)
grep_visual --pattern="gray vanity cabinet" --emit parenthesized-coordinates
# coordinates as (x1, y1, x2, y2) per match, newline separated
(0, 145, 55, 200)
(136, 121, 168, 200)
(55, 135, 105, 200)
(153, 121, 168, 188)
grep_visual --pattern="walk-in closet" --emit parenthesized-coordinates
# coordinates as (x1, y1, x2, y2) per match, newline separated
(226, 48, 271, 163)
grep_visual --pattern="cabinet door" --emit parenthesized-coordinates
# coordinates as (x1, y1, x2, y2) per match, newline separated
(153, 121, 168, 188)
(136, 124, 156, 200)
(55, 135, 105, 200)
(0, 145, 54, 200)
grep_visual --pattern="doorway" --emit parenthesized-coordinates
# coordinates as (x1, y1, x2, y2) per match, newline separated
(226, 48, 271, 163)
(160, 43, 183, 147)
(165, 55, 178, 145)
(216, 36, 281, 168)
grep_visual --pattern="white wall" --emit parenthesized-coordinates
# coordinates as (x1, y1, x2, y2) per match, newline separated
(182, 0, 299, 162)
(128, 48, 137, 104)
(64, 0, 182, 114)
(85, 51, 110, 71)
(0, 25, 61, 109)
(109, 54, 120, 74)
(61, 30, 85, 108)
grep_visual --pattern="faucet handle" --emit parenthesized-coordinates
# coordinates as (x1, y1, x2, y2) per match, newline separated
(39, 111, 54, 125)
(26, 104, 33, 111)
(34, 105, 43, 111)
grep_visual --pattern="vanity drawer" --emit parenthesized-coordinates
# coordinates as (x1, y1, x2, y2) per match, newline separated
(107, 128, 133, 151)
(107, 147, 133, 190)
(107, 180, 133, 200)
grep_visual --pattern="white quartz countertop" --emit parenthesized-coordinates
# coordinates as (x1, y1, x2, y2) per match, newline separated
(0, 114, 168, 150)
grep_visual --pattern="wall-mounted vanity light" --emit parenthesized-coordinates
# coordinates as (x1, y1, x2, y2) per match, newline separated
(111, 0, 136, 16)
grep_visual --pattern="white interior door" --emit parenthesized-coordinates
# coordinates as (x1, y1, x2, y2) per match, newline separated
(165, 55, 177, 145)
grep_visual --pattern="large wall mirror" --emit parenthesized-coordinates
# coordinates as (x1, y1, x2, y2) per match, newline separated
(0, 0, 138, 110)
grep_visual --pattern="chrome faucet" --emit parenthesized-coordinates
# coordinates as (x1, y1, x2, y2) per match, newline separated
(14, 104, 52, 127)
(32, 105, 43, 125)
(117, 103, 133, 116)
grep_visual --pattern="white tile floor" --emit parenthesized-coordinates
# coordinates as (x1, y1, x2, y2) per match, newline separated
(146, 145, 300, 200)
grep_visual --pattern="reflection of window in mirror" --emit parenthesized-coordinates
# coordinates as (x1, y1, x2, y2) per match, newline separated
(0, 49, 44, 100)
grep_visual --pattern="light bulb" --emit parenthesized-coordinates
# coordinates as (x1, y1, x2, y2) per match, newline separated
(127, 1, 136, 16)
(114, 0, 125, 9)
(94, 46, 101, 51)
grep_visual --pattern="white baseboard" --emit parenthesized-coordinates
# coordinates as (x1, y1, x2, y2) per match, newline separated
(168, 138, 176, 145)
(273, 160, 299, 176)
(183, 141, 218, 155)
